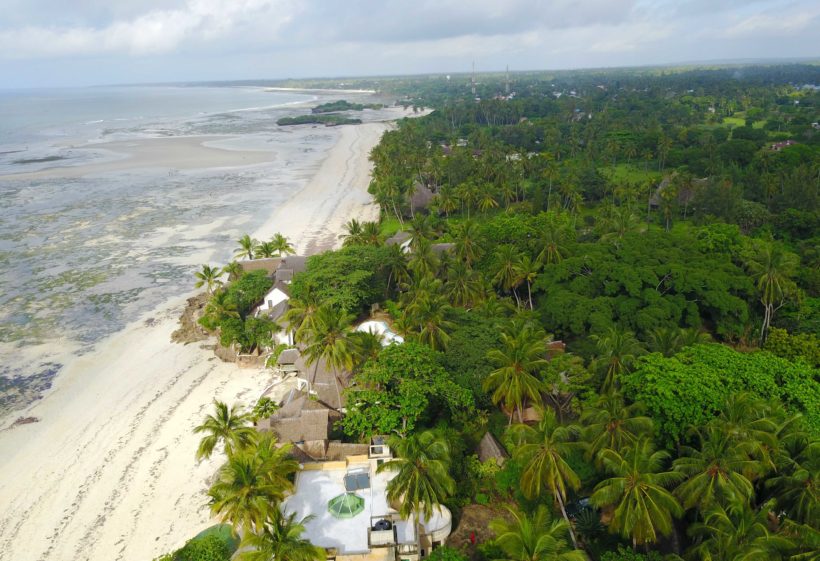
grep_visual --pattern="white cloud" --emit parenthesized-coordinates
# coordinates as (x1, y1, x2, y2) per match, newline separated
(0, 0, 297, 58)
(723, 7, 820, 37)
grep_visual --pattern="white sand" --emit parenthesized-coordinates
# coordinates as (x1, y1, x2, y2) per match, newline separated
(0, 109, 410, 561)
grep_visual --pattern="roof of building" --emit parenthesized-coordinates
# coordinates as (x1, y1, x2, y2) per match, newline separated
(280, 255, 308, 274)
(410, 184, 435, 211)
(431, 242, 455, 254)
(385, 231, 412, 246)
(239, 258, 281, 276)
(274, 409, 331, 443)
(263, 299, 289, 322)
(277, 348, 301, 365)
(325, 442, 370, 461)
(477, 432, 509, 464)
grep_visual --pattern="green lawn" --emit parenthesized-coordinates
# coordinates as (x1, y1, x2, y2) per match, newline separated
(379, 216, 404, 237)
(600, 163, 662, 184)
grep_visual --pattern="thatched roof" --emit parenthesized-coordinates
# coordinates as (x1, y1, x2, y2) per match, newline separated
(273, 409, 331, 443)
(325, 442, 369, 461)
(240, 258, 281, 276)
(410, 184, 435, 211)
(386, 231, 412, 246)
(277, 348, 300, 365)
(477, 432, 509, 465)
(431, 243, 455, 254)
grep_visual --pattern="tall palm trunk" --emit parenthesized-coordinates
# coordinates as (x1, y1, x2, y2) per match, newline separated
(555, 490, 579, 548)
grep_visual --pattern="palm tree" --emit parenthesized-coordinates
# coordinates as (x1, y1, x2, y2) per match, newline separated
(590, 438, 684, 546)
(484, 325, 547, 424)
(283, 285, 321, 344)
(200, 289, 240, 330)
(454, 219, 483, 266)
(377, 430, 455, 550)
(408, 238, 440, 278)
(208, 453, 289, 534)
(673, 423, 758, 510)
(400, 289, 455, 351)
(239, 511, 325, 561)
(251, 432, 300, 489)
(515, 255, 541, 310)
(536, 215, 570, 266)
(489, 505, 587, 561)
(235, 234, 258, 260)
(479, 190, 500, 213)
(686, 500, 796, 561)
(509, 409, 582, 547)
(384, 243, 410, 293)
(361, 221, 382, 246)
(493, 245, 524, 306)
(270, 232, 295, 256)
(590, 328, 645, 393)
(434, 186, 459, 217)
(646, 326, 682, 357)
(194, 264, 224, 295)
(446, 260, 484, 308)
(193, 400, 258, 460)
(302, 305, 356, 407)
(222, 261, 244, 282)
(766, 438, 819, 525)
(581, 392, 653, 462)
(256, 241, 278, 258)
(341, 219, 364, 246)
(743, 238, 799, 345)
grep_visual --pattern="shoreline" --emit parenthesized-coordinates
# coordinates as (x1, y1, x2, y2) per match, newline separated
(0, 107, 412, 561)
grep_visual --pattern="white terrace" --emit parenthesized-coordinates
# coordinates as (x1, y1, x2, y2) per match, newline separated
(282, 440, 452, 561)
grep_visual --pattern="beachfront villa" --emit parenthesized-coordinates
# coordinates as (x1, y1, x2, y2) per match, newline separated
(282, 437, 452, 561)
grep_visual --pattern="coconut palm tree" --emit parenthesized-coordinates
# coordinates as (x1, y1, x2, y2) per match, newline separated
(408, 215, 434, 251)
(377, 430, 455, 549)
(686, 500, 797, 561)
(581, 392, 653, 462)
(194, 264, 224, 295)
(509, 409, 582, 547)
(446, 260, 484, 308)
(193, 400, 258, 460)
(384, 243, 410, 293)
(341, 219, 364, 246)
(302, 305, 356, 407)
(208, 453, 288, 534)
(361, 221, 382, 246)
(536, 217, 570, 266)
(766, 437, 819, 526)
(673, 423, 759, 510)
(489, 505, 587, 561)
(222, 261, 244, 282)
(484, 325, 547, 424)
(493, 244, 524, 306)
(434, 187, 459, 217)
(200, 290, 240, 330)
(743, 238, 799, 345)
(399, 286, 455, 352)
(283, 285, 321, 345)
(256, 241, 278, 258)
(479, 190, 500, 213)
(239, 511, 325, 561)
(270, 232, 295, 256)
(454, 219, 483, 266)
(590, 328, 645, 393)
(590, 438, 684, 546)
(408, 238, 440, 278)
(515, 255, 541, 310)
(235, 234, 258, 260)
(250, 432, 300, 490)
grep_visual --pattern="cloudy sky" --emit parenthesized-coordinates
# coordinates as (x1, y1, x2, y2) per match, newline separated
(1, 0, 818, 88)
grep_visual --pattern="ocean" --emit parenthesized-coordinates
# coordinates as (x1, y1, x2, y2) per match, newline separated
(0, 85, 344, 414)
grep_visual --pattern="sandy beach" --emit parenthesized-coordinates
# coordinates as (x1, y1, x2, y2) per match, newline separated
(0, 108, 409, 561)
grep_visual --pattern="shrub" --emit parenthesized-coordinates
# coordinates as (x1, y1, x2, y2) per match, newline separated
(173, 534, 231, 561)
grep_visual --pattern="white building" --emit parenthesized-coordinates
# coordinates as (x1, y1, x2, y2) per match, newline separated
(282, 438, 452, 561)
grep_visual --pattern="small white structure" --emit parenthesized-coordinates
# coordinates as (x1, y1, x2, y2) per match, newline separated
(356, 321, 404, 346)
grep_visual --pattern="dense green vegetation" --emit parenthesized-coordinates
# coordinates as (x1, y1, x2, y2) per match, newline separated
(277, 114, 362, 126)
(311, 100, 384, 113)
(192, 65, 819, 561)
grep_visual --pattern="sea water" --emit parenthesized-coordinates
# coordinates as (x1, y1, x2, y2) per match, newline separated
(0, 85, 343, 413)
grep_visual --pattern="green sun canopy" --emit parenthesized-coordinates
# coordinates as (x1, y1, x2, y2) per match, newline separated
(328, 492, 365, 519)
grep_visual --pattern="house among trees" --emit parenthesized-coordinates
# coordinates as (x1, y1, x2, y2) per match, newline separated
(282, 437, 452, 561)
(770, 139, 797, 151)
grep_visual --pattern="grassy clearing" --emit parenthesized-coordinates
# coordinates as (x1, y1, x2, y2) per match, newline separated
(600, 163, 662, 184)
(379, 216, 403, 236)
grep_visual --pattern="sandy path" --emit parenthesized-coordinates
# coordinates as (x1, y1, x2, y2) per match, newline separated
(0, 113, 403, 560)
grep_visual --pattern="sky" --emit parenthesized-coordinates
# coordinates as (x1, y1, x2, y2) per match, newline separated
(0, 0, 818, 88)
